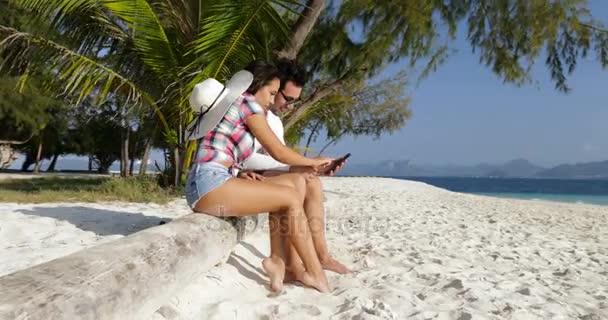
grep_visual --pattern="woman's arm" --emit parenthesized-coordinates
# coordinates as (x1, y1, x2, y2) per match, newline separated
(246, 114, 329, 167)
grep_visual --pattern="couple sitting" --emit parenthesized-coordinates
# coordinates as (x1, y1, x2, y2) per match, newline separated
(185, 59, 350, 293)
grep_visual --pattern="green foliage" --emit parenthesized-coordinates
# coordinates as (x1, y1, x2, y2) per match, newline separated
(67, 98, 125, 173)
(336, 0, 608, 91)
(285, 0, 608, 146)
(0, 0, 298, 136)
(0, 175, 179, 203)
(2, 0, 607, 178)
(1, 0, 300, 183)
(17, 105, 72, 170)
(100, 175, 178, 201)
(0, 76, 64, 140)
(290, 72, 412, 150)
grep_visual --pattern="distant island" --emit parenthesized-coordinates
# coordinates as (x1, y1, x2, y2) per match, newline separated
(340, 158, 608, 179)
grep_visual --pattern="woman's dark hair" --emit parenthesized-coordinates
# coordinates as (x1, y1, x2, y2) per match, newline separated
(244, 60, 281, 94)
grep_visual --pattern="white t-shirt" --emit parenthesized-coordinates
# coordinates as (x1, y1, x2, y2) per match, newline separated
(241, 111, 290, 171)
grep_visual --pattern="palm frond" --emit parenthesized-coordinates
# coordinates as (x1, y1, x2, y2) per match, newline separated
(173, 0, 294, 120)
(10, 0, 126, 55)
(0, 25, 168, 130)
(187, 0, 292, 80)
(101, 0, 180, 80)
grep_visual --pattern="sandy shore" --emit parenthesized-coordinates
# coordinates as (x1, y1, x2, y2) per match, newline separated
(1, 178, 607, 319)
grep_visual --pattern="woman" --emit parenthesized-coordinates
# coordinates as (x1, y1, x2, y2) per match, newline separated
(185, 61, 331, 293)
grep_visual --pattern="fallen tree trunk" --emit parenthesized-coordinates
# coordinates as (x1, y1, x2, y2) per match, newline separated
(0, 214, 260, 320)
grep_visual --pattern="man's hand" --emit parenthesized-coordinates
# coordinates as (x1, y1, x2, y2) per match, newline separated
(289, 166, 317, 174)
(289, 165, 318, 179)
(238, 170, 265, 181)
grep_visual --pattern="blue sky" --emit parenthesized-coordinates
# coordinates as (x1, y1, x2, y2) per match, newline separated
(310, 0, 608, 167)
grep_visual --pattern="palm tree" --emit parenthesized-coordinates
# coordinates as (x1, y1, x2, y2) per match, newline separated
(0, 0, 298, 184)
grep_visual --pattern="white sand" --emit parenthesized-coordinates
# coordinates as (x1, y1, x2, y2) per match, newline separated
(1, 177, 607, 319)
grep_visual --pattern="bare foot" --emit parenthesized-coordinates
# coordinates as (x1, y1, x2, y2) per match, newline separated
(296, 271, 331, 293)
(321, 256, 352, 274)
(284, 270, 297, 283)
(284, 262, 331, 293)
(262, 256, 285, 293)
(284, 262, 305, 284)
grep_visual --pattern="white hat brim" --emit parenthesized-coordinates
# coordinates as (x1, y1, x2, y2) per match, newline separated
(186, 70, 254, 141)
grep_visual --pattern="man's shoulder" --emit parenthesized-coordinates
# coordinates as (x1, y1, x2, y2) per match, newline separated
(266, 111, 283, 125)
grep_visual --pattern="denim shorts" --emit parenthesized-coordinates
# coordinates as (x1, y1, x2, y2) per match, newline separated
(185, 162, 234, 209)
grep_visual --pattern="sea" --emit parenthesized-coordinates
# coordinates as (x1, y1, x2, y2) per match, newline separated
(6, 156, 608, 206)
(393, 176, 608, 206)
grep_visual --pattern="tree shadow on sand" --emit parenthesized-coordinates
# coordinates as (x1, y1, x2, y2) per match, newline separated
(17, 206, 171, 236)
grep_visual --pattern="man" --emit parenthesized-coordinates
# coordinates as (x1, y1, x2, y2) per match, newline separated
(241, 59, 351, 275)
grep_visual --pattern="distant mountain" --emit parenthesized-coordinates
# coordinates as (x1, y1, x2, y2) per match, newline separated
(493, 159, 546, 177)
(536, 160, 608, 179)
(340, 158, 547, 178)
(340, 158, 608, 179)
(339, 160, 412, 176)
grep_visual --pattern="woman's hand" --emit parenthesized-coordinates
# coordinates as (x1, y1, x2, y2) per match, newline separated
(310, 157, 333, 172)
(238, 170, 265, 181)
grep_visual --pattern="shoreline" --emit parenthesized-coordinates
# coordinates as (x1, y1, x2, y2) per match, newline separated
(1, 177, 607, 319)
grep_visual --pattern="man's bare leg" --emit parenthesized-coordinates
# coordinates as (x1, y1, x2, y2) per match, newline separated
(302, 176, 351, 274)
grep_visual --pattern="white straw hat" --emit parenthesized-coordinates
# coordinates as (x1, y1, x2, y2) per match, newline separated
(186, 70, 253, 141)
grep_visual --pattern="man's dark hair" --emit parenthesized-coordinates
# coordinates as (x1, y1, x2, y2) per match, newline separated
(275, 58, 308, 89)
(244, 60, 281, 94)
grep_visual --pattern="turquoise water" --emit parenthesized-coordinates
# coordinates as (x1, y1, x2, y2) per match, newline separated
(473, 192, 608, 206)
(393, 176, 608, 206)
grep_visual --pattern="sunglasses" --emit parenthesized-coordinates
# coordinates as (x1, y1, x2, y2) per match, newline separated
(279, 90, 299, 106)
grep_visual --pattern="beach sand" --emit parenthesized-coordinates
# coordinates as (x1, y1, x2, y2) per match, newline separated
(1, 177, 607, 319)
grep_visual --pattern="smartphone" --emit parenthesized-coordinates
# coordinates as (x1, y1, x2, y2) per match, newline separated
(321, 153, 351, 174)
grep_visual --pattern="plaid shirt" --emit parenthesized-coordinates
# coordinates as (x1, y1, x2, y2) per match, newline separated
(195, 93, 266, 169)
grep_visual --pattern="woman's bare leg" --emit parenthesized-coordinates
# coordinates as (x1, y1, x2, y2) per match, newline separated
(265, 212, 286, 292)
(194, 178, 329, 293)
(263, 172, 351, 275)
(260, 173, 312, 281)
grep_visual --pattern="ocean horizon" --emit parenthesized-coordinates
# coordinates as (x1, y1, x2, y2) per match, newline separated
(6, 156, 608, 206)
(392, 176, 608, 206)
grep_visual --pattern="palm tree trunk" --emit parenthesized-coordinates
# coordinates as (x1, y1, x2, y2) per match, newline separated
(284, 69, 356, 131)
(303, 119, 322, 156)
(277, 0, 325, 59)
(317, 131, 345, 156)
(120, 134, 126, 177)
(173, 120, 184, 186)
(46, 153, 59, 172)
(119, 102, 129, 177)
(120, 128, 129, 177)
(129, 157, 135, 176)
(21, 154, 34, 172)
(139, 137, 153, 176)
(33, 137, 43, 174)
(173, 147, 181, 187)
